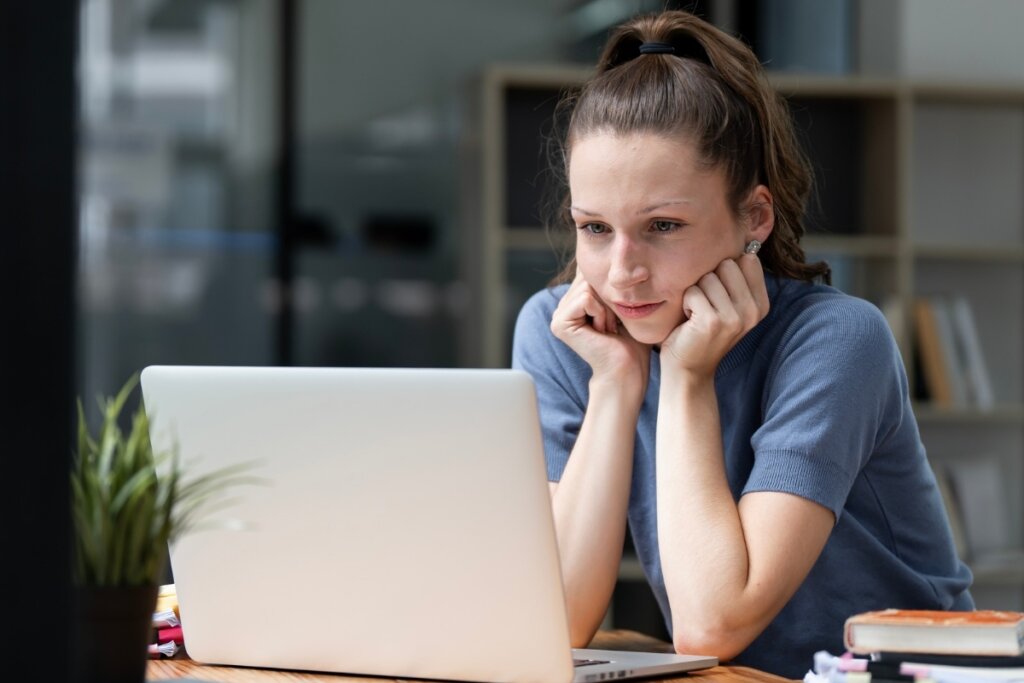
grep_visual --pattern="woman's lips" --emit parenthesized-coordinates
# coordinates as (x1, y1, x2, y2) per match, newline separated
(614, 301, 664, 319)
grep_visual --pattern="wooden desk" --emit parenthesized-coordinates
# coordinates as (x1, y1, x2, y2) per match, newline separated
(147, 630, 792, 682)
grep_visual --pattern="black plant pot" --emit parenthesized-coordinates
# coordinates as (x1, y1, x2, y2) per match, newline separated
(72, 584, 159, 683)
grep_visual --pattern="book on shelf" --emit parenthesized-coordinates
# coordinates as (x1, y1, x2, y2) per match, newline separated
(913, 298, 954, 407)
(912, 295, 995, 410)
(844, 609, 1024, 656)
(946, 455, 1011, 560)
(929, 298, 969, 407)
(948, 294, 995, 410)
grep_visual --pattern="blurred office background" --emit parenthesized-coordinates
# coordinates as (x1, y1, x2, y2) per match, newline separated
(76, 0, 602, 396)
(5, 0, 1024, 673)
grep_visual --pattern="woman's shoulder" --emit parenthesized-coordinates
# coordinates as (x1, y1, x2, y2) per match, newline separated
(770, 278, 896, 354)
(515, 284, 570, 327)
(512, 284, 591, 385)
(512, 284, 572, 355)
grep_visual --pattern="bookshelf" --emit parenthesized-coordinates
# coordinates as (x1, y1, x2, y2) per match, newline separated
(464, 63, 1024, 616)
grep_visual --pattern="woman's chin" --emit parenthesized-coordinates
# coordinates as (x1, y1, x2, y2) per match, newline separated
(622, 323, 670, 346)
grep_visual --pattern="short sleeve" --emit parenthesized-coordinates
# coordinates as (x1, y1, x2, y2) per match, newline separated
(511, 287, 591, 482)
(745, 297, 908, 520)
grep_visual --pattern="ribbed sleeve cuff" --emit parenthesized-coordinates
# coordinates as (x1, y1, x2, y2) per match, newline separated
(742, 448, 854, 521)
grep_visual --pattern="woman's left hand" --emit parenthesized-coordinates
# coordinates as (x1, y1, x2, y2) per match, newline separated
(661, 253, 770, 378)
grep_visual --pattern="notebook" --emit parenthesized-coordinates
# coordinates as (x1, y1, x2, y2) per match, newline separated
(140, 365, 716, 683)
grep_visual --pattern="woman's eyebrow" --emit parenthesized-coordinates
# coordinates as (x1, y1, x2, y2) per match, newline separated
(570, 199, 696, 216)
(638, 199, 694, 214)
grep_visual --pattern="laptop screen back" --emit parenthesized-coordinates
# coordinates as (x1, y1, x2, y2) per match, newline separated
(141, 365, 574, 683)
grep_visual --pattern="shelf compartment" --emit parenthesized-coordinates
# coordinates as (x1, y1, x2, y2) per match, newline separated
(911, 101, 1024, 248)
(914, 260, 1024, 406)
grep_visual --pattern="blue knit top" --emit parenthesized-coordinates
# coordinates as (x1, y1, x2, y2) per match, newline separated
(512, 274, 973, 678)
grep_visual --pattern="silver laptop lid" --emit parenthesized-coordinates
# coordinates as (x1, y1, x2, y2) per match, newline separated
(141, 365, 574, 683)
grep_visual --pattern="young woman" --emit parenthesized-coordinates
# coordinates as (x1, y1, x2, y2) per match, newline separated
(511, 10, 973, 678)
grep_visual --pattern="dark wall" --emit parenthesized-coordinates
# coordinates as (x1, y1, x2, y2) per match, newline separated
(0, 1, 77, 679)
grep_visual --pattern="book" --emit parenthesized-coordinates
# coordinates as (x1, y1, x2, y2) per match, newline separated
(844, 609, 1024, 656)
(898, 662, 1024, 682)
(152, 608, 179, 629)
(929, 297, 969, 407)
(946, 456, 1011, 559)
(157, 625, 184, 645)
(948, 294, 995, 410)
(148, 640, 178, 659)
(154, 583, 178, 616)
(913, 298, 954, 406)
(874, 651, 1024, 668)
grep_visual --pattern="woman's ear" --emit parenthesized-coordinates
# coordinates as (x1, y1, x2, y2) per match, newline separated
(745, 185, 774, 243)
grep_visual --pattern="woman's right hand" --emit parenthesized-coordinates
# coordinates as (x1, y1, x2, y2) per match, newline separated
(550, 271, 651, 398)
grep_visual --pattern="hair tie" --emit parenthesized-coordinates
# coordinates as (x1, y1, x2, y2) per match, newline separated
(607, 35, 711, 69)
(638, 42, 675, 55)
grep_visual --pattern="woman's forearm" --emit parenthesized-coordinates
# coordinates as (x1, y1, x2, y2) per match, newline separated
(551, 378, 642, 646)
(656, 371, 752, 656)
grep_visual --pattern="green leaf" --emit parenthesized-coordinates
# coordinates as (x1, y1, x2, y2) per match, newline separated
(71, 373, 258, 587)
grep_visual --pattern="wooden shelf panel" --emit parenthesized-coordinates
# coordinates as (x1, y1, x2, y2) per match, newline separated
(802, 235, 900, 258)
(914, 403, 1024, 425)
(769, 74, 902, 98)
(486, 63, 591, 88)
(911, 82, 1024, 103)
(768, 74, 1024, 101)
(912, 244, 1024, 263)
(503, 227, 572, 251)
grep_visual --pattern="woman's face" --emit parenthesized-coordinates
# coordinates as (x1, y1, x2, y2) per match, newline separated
(568, 132, 751, 345)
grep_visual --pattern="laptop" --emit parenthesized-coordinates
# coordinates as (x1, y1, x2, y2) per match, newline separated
(140, 365, 716, 683)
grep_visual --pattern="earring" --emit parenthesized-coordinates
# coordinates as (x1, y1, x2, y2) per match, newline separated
(744, 239, 761, 255)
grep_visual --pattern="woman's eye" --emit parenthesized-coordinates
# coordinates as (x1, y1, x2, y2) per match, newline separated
(651, 220, 681, 233)
(579, 223, 608, 235)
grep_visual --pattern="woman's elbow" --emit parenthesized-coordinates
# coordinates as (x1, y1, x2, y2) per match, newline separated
(671, 621, 749, 662)
(569, 622, 599, 649)
(565, 607, 602, 648)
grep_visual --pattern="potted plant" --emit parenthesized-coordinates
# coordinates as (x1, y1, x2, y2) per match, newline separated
(70, 374, 251, 683)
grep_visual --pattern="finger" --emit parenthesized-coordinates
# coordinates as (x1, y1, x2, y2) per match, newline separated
(581, 290, 608, 333)
(716, 259, 749, 301)
(552, 283, 593, 332)
(566, 268, 588, 297)
(697, 269, 736, 318)
(718, 258, 767, 330)
(682, 284, 713, 324)
(716, 258, 757, 318)
(575, 278, 619, 335)
(737, 253, 770, 318)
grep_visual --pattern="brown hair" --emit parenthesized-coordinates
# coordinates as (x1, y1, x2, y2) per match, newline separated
(549, 10, 829, 284)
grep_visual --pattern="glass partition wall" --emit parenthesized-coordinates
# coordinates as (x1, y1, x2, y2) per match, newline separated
(78, 0, 279, 402)
(77, 0, 680, 395)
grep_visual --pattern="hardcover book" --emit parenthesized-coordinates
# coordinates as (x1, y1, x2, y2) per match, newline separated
(844, 610, 1024, 656)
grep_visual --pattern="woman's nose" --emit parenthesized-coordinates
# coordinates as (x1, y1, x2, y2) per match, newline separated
(608, 237, 649, 288)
